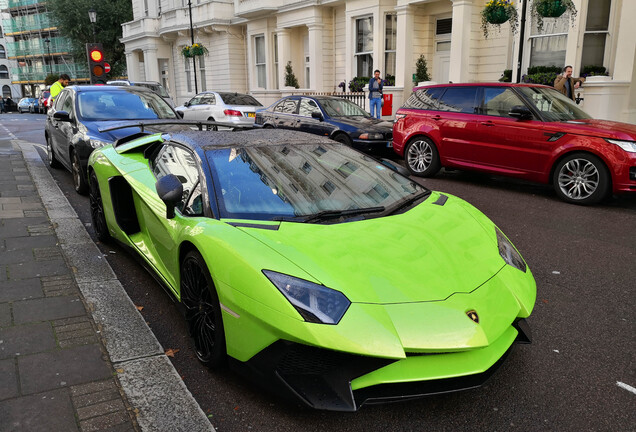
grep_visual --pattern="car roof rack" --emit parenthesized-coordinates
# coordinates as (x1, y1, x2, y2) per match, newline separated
(98, 120, 255, 133)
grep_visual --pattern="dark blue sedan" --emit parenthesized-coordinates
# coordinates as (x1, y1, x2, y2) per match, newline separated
(255, 96, 393, 154)
(44, 85, 184, 194)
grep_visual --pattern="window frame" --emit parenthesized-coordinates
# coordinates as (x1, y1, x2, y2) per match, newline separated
(355, 16, 374, 78)
(254, 34, 267, 89)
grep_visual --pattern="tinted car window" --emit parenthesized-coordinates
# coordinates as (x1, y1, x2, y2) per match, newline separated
(299, 98, 321, 117)
(77, 90, 177, 121)
(200, 94, 216, 105)
(274, 99, 298, 114)
(316, 98, 369, 117)
(517, 86, 590, 121)
(136, 83, 170, 98)
(219, 93, 262, 106)
(403, 88, 445, 110)
(60, 92, 73, 113)
(482, 87, 528, 117)
(437, 87, 478, 113)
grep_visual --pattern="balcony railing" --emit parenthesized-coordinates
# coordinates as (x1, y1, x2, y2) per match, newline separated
(7, 36, 73, 58)
(2, 12, 55, 34)
(2, 0, 46, 9)
(11, 63, 88, 82)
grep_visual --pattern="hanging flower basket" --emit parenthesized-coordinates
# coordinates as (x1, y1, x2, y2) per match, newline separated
(481, 0, 519, 38)
(181, 43, 208, 58)
(531, 0, 577, 32)
(536, 0, 568, 18)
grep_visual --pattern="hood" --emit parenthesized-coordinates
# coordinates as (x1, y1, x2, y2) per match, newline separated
(555, 119, 636, 140)
(330, 116, 393, 132)
(237, 196, 504, 304)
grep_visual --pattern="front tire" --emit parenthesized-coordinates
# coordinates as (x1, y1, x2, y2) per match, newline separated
(206, 117, 218, 131)
(405, 137, 441, 177)
(181, 250, 226, 368)
(71, 149, 88, 195)
(552, 152, 610, 205)
(333, 133, 352, 147)
(89, 171, 111, 243)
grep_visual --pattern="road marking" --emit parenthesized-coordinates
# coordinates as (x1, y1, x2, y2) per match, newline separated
(0, 124, 17, 139)
(617, 381, 636, 395)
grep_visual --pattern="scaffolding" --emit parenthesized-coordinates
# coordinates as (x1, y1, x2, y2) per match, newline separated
(0, 0, 88, 95)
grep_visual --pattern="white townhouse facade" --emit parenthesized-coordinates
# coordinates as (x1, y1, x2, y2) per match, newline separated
(121, 0, 636, 123)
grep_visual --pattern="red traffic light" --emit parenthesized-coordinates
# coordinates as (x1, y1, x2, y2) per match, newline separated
(90, 49, 104, 62)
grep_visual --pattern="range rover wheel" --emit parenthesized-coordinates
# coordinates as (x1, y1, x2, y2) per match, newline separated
(553, 153, 610, 205)
(405, 137, 441, 177)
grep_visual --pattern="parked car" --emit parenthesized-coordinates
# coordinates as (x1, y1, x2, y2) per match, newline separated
(44, 85, 183, 194)
(174, 91, 263, 129)
(255, 95, 393, 154)
(393, 83, 636, 205)
(107, 80, 175, 107)
(17, 97, 38, 113)
(39, 90, 51, 113)
(87, 127, 535, 411)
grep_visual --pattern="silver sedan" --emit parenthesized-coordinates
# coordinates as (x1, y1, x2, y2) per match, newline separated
(175, 91, 263, 129)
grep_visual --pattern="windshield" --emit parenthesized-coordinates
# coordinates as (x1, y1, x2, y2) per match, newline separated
(517, 86, 591, 122)
(207, 143, 426, 222)
(218, 93, 262, 106)
(77, 90, 177, 121)
(316, 97, 370, 117)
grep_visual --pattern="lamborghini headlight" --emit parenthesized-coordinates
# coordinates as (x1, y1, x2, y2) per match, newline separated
(263, 270, 350, 324)
(496, 227, 526, 272)
(606, 138, 636, 153)
(89, 138, 110, 149)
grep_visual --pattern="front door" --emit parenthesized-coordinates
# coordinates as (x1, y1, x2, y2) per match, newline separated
(434, 41, 451, 84)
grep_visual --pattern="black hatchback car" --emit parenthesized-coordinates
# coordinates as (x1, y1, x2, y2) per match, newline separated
(255, 96, 393, 154)
(45, 85, 182, 194)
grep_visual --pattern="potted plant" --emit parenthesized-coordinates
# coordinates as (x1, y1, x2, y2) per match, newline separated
(481, 0, 519, 38)
(414, 54, 431, 84)
(181, 43, 208, 58)
(531, 0, 577, 32)
(284, 62, 300, 89)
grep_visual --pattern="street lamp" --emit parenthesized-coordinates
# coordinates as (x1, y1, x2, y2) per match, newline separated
(88, 8, 97, 43)
(187, 0, 198, 94)
(44, 38, 53, 75)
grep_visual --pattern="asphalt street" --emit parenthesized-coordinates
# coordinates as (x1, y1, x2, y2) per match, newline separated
(2, 112, 635, 431)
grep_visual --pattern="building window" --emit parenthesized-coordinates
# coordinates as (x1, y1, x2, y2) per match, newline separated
(0, 65, 9, 79)
(0, 44, 5, 59)
(184, 57, 193, 93)
(255, 35, 266, 88)
(322, 181, 336, 195)
(273, 33, 279, 89)
(355, 16, 373, 77)
(199, 58, 207, 91)
(2, 85, 10, 98)
(385, 14, 397, 77)
(528, 10, 569, 68)
(581, 0, 612, 72)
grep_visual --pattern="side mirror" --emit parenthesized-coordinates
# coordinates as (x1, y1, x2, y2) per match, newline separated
(508, 105, 533, 120)
(176, 111, 184, 118)
(53, 110, 71, 121)
(155, 174, 183, 219)
(380, 158, 411, 177)
(184, 101, 190, 107)
(311, 111, 324, 121)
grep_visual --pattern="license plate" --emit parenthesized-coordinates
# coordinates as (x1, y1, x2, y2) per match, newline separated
(247, 112, 255, 118)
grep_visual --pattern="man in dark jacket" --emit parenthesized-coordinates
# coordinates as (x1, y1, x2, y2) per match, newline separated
(368, 70, 383, 119)
(554, 65, 585, 101)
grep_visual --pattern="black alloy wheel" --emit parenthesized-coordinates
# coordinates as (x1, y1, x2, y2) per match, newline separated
(552, 152, 610, 205)
(71, 150, 88, 195)
(46, 136, 61, 168)
(181, 250, 226, 368)
(88, 171, 111, 243)
(405, 136, 442, 177)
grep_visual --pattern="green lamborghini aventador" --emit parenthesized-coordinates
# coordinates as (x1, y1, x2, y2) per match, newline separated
(87, 127, 536, 411)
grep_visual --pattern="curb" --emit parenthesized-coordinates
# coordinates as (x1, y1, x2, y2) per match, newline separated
(16, 140, 215, 432)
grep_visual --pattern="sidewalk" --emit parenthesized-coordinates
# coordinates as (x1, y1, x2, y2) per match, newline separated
(0, 138, 214, 432)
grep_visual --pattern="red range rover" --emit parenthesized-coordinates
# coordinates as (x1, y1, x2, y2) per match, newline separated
(392, 83, 636, 205)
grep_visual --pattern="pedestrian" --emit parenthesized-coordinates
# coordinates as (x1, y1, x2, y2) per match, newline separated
(0, 96, 4, 114)
(368, 70, 383, 119)
(50, 74, 71, 104)
(554, 65, 585, 102)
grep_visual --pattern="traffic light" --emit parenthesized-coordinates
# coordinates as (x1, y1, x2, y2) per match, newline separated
(86, 43, 106, 84)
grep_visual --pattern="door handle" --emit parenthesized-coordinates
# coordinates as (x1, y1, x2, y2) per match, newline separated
(480, 121, 494, 126)
(431, 115, 442, 121)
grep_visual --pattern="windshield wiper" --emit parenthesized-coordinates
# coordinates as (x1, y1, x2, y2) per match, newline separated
(273, 206, 385, 223)
(384, 190, 431, 215)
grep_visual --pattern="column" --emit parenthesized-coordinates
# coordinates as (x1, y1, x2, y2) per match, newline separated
(142, 48, 160, 82)
(125, 51, 140, 81)
(395, 5, 414, 90)
(276, 28, 291, 89)
(449, 0, 474, 83)
(307, 23, 325, 91)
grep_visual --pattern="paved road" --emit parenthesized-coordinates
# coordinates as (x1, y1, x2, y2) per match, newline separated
(4, 113, 635, 431)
